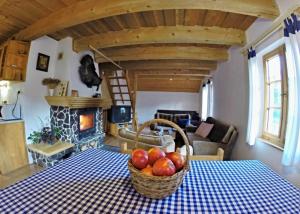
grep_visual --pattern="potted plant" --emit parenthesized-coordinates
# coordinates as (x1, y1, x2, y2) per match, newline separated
(42, 78, 61, 96)
(28, 126, 62, 145)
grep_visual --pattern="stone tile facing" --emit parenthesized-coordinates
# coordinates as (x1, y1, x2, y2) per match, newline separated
(33, 106, 106, 168)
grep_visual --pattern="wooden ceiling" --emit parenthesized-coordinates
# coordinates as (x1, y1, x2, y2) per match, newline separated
(0, 0, 279, 92)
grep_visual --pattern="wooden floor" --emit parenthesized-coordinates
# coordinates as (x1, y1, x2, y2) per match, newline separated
(0, 164, 43, 189)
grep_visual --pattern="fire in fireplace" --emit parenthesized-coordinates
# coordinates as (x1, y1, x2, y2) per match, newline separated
(80, 114, 94, 131)
(78, 108, 96, 139)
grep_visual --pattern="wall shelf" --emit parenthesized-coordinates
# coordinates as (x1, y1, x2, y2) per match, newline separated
(45, 96, 112, 109)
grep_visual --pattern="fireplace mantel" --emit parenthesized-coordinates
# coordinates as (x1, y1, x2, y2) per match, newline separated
(45, 96, 112, 109)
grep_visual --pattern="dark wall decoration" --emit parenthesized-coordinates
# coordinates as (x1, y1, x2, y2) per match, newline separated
(78, 55, 102, 91)
(36, 53, 50, 72)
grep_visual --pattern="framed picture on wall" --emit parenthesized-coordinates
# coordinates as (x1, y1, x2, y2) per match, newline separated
(54, 81, 69, 96)
(36, 53, 50, 72)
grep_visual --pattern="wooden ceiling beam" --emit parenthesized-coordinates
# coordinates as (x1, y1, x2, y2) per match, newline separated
(137, 76, 203, 81)
(100, 60, 217, 71)
(134, 70, 211, 77)
(14, 0, 279, 40)
(95, 46, 228, 63)
(137, 79, 202, 93)
(74, 26, 245, 52)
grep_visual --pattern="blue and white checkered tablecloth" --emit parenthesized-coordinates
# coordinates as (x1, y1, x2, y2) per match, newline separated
(0, 149, 299, 213)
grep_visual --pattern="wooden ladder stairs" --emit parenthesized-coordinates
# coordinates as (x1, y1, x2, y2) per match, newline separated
(104, 70, 137, 130)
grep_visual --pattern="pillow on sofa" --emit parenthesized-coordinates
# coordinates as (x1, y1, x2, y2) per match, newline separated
(173, 114, 191, 124)
(178, 119, 190, 128)
(195, 122, 214, 138)
(207, 122, 229, 142)
(222, 125, 235, 143)
(157, 112, 173, 121)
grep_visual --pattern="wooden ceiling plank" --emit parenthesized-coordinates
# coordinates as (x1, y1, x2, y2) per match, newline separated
(176, 9, 185, 25)
(141, 11, 157, 27)
(164, 10, 176, 26)
(99, 60, 217, 71)
(95, 46, 228, 62)
(153, 11, 162, 26)
(74, 26, 245, 51)
(184, 9, 200, 26)
(101, 17, 122, 31)
(112, 16, 126, 29)
(14, 0, 279, 40)
(222, 13, 247, 29)
(203, 10, 227, 27)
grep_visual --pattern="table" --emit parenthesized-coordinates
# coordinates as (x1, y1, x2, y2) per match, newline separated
(1, 149, 299, 213)
(27, 141, 74, 167)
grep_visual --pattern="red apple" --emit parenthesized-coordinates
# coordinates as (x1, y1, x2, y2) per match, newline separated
(152, 157, 176, 176)
(166, 152, 185, 171)
(141, 165, 153, 176)
(132, 149, 148, 169)
(148, 147, 166, 165)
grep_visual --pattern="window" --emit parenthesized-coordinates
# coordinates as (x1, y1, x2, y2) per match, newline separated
(262, 46, 288, 148)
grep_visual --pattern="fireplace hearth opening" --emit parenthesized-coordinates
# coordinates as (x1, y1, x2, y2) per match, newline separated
(78, 108, 97, 139)
(80, 114, 94, 131)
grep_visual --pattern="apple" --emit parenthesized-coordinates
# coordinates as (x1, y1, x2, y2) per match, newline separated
(152, 157, 176, 176)
(148, 147, 166, 165)
(166, 152, 185, 171)
(141, 165, 153, 176)
(132, 149, 148, 170)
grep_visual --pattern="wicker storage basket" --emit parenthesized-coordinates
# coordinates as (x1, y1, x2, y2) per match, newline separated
(128, 118, 190, 199)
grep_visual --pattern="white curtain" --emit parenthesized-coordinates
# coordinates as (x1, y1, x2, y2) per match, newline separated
(247, 49, 262, 146)
(282, 14, 300, 166)
(207, 81, 213, 117)
(201, 80, 213, 120)
(201, 84, 208, 120)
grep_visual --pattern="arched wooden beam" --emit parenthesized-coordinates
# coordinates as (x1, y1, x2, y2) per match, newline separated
(99, 60, 217, 71)
(15, 0, 279, 40)
(74, 26, 245, 52)
(95, 46, 228, 62)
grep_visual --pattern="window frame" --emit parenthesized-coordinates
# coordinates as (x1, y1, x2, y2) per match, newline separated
(262, 45, 288, 148)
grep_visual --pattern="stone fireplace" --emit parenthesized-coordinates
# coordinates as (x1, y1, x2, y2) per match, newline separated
(50, 106, 104, 152)
(27, 97, 110, 168)
(45, 96, 111, 153)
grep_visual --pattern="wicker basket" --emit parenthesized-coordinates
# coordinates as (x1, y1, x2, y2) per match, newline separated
(128, 118, 190, 199)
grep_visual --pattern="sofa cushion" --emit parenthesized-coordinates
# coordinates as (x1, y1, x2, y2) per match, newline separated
(156, 113, 173, 127)
(187, 132, 209, 146)
(206, 117, 229, 142)
(119, 128, 162, 146)
(157, 112, 173, 121)
(173, 114, 190, 123)
(193, 141, 219, 155)
(195, 122, 214, 138)
(222, 125, 235, 143)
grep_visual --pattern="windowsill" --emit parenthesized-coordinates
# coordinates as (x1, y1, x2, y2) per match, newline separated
(257, 138, 284, 151)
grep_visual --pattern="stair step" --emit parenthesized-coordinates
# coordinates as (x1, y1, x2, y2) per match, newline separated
(115, 99, 131, 101)
(109, 76, 126, 79)
(111, 84, 128, 87)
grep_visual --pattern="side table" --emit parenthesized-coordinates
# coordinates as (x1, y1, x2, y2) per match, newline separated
(27, 141, 74, 168)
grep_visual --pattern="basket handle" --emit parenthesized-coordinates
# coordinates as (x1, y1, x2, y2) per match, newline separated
(135, 118, 190, 170)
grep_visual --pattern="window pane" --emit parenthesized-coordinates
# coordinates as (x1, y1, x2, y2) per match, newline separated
(267, 55, 281, 82)
(266, 108, 281, 136)
(269, 82, 281, 107)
